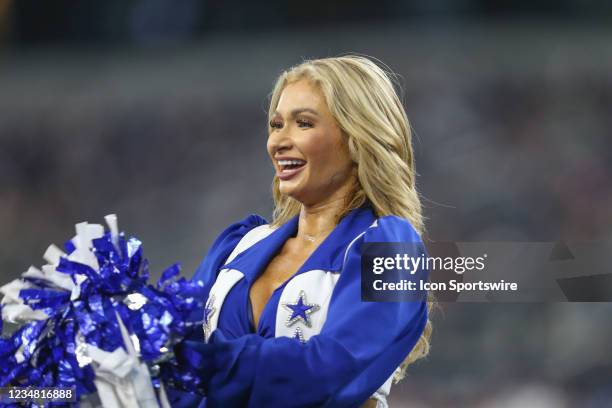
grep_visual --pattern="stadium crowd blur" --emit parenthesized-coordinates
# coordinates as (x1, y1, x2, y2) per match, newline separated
(1, 1, 611, 407)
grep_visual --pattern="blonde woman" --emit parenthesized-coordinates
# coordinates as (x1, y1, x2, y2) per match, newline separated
(171, 55, 432, 408)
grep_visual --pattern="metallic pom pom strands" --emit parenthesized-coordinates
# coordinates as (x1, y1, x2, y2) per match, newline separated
(0, 214, 208, 405)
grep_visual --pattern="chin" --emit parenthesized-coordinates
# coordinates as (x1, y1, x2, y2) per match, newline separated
(279, 184, 307, 203)
(279, 183, 298, 198)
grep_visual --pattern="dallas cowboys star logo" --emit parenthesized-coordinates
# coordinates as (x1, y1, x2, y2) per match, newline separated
(293, 327, 305, 344)
(282, 290, 320, 328)
(202, 294, 216, 341)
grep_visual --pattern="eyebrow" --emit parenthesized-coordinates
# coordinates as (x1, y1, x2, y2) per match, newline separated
(273, 108, 319, 118)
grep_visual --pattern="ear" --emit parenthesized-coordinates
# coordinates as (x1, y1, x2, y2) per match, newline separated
(345, 135, 360, 164)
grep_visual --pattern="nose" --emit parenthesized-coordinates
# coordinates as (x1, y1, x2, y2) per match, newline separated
(267, 126, 293, 156)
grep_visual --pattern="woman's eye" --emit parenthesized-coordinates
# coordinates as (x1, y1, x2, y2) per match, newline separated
(297, 119, 313, 128)
(269, 120, 283, 129)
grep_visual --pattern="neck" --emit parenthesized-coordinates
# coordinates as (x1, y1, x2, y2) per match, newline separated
(296, 189, 353, 244)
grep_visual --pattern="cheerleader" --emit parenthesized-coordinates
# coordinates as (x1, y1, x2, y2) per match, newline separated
(170, 55, 433, 408)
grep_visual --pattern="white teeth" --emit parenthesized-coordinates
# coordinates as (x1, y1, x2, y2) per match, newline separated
(278, 159, 306, 166)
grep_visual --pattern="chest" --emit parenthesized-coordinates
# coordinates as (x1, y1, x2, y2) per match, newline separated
(249, 239, 316, 328)
(203, 227, 343, 343)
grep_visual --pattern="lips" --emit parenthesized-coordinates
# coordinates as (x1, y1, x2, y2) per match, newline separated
(276, 158, 306, 181)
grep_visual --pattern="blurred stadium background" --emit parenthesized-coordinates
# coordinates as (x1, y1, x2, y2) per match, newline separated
(1, 1, 611, 406)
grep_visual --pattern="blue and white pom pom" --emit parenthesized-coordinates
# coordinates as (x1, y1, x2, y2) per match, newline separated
(0, 214, 207, 407)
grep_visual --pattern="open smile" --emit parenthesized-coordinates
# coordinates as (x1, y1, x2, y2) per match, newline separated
(277, 159, 307, 181)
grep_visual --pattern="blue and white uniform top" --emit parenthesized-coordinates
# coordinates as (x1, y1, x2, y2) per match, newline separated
(171, 205, 428, 408)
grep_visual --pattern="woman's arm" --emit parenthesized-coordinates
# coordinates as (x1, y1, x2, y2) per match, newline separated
(166, 214, 267, 407)
(192, 214, 268, 288)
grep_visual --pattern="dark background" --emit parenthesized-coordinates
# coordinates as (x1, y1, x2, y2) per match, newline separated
(1, 1, 611, 406)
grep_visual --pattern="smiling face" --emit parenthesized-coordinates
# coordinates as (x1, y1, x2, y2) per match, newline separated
(267, 79, 356, 207)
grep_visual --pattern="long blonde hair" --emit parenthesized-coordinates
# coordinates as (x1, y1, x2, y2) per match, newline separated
(268, 55, 433, 381)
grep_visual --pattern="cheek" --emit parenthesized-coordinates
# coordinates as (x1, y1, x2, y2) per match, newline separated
(306, 144, 334, 173)
(307, 136, 351, 175)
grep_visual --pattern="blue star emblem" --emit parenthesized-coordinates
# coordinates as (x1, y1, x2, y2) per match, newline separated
(202, 294, 216, 341)
(282, 290, 320, 328)
(293, 327, 305, 344)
